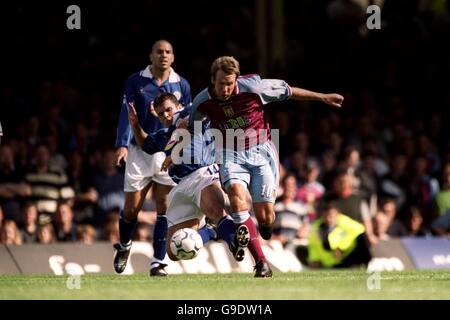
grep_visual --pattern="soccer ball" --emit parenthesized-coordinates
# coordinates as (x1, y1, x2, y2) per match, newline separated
(170, 228, 203, 260)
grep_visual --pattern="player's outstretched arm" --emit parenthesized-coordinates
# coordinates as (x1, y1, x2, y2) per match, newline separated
(290, 87, 344, 108)
(128, 102, 148, 146)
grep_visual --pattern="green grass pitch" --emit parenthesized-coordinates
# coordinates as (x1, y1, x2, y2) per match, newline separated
(1, 270, 450, 300)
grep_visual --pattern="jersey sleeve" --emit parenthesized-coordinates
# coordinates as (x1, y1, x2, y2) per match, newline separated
(238, 75, 292, 105)
(188, 92, 208, 130)
(115, 79, 134, 148)
(257, 79, 292, 104)
(141, 129, 169, 155)
(179, 78, 192, 107)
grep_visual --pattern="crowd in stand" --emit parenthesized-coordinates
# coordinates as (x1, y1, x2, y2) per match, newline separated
(1, 1, 449, 260)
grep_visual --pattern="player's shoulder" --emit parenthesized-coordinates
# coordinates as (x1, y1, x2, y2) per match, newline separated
(192, 88, 211, 108)
(125, 70, 142, 83)
(237, 74, 262, 92)
(168, 69, 190, 86)
(178, 74, 191, 87)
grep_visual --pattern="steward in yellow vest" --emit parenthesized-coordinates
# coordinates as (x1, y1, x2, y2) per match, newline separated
(308, 201, 371, 268)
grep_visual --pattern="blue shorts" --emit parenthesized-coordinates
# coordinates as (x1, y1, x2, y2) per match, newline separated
(218, 141, 279, 203)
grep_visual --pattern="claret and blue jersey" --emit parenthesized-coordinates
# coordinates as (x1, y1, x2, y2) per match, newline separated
(189, 74, 292, 150)
(115, 66, 191, 148)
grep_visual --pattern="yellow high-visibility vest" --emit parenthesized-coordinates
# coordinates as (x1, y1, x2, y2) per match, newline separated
(308, 213, 365, 267)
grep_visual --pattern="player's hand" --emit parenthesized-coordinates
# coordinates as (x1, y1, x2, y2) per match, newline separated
(128, 102, 139, 126)
(161, 155, 173, 172)
(115, 147, 128, 167)
(322, 93, 344, 108)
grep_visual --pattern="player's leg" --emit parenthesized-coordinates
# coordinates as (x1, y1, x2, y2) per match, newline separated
(146, 150, 177, 275)
(114, 183, 152, 274)
(114, 144, 154, 274)
(220, 162, 267, 271)
(253, 203, 275, 239)
(150, 181, 173, 276)
(199, 179, 249, 261)
(246, 142, 280, 277)
(250, 140, 280, 240)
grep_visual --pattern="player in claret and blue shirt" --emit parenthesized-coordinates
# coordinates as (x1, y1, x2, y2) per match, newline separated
(128, 92, 250, 264)
(189, 56, 344, 277)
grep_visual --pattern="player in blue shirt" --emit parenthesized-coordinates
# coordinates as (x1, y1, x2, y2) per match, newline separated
(113, 40, 191, 276)
(129, 92, 250, 263)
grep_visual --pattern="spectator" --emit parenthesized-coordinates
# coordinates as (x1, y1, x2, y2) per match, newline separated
(24, 144, 75, 221)
(66, 151, 97, 225)
(380, 152, 409, 208)
(431, 163, 450, 235)
(358, 151, 380, 211)
(19, 202, 39, 243)
(319, 149, 338, 191)
(54, 200, 77, 242)
(101, 212, 120, 243)
(76, 224, 96, 245)
(373, 210, 391, 241)
(36, 223, 56, 244)
(379, 197, 408, 237)
(133, 222, 152, 242)
(308, 201, 371, 268)
(406, 206, 430, 237)
(90, 148, 124, 226)
(0, 144, 31, 221)
(0, 219, 22, 245)
(325, 172, 377, 245)
(409, 155, 440, 226)
(296, 160, 325, 220)
(273, 173, 309, 246)
(44, 132, 68, 172)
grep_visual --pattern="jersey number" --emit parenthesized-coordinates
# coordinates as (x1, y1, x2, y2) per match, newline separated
(207, 165, 219, 175)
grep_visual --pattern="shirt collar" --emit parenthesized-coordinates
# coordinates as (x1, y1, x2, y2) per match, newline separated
(141, 65, 180, 83)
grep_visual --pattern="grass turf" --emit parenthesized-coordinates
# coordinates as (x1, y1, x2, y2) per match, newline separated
(1, 270, 450, 300)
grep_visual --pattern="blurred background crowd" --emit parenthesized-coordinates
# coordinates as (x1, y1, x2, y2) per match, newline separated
(1, 0, 449, 260)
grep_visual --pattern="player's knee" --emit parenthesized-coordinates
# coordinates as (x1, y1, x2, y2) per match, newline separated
(207, 207, 226, 223)
(227, 185, 247, 209)
(262, 213, 275, 226)
(255, 205, 275, 226)
(155, 196, 168, 213)
(122, 207, 139, 220)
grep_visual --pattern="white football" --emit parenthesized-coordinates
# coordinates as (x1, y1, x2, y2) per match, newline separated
(170, 228, 203, 260)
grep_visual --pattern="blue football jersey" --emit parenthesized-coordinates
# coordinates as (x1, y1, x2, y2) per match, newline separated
(115, 66, 191, 148)
(141, 106, 215, 183)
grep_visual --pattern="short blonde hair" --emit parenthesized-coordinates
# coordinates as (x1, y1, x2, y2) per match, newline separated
(211, 56, 240, 79)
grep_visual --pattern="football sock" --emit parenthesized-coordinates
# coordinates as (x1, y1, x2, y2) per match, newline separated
(197, 225, 217, 245)
(153, 214, 168, 261)
(119, 212, 137, 246)
(217, 216, 236, 248)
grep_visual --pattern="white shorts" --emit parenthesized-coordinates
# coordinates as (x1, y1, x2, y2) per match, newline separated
(124, 144, 176, 192)
(166, 165, 220, 227)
